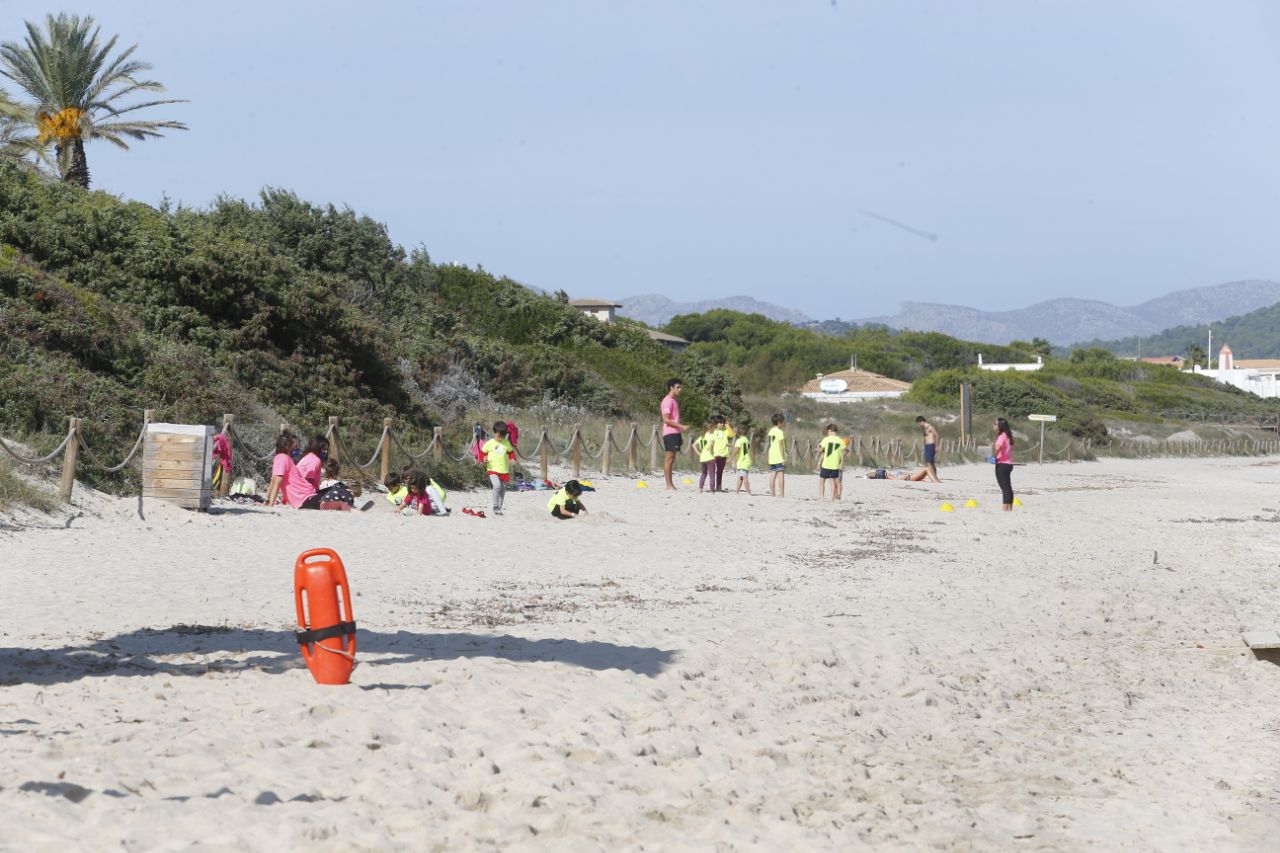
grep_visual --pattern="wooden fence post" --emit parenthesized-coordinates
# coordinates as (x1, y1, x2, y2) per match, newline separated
(327, 416, 340, 467)
(433, 426, 443, 464)
(649, 425, 659, 472)
(540, 428, 549, 482)
(379, 417, 393, 484)
(59, 417, 80, 502)
(856, 436, 863, 466)
(571, 424, 582, 479)
(602, 424, 612, 475)
(628, 422, 639, 471)
(279, 423, 289, 435)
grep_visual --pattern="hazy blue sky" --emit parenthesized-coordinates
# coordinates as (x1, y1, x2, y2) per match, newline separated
(6, 1, 1280, 319)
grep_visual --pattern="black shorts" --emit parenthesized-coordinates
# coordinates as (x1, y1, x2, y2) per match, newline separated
(663, 433, 683, 453)
(819, 468, 842, 479)
(924, 443, 936, 464)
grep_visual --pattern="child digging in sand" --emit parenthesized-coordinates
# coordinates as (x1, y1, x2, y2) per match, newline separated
(548, 479, 588, 519)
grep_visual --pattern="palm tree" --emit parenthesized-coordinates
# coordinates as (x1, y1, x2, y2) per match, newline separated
(0, 13, 186, 188)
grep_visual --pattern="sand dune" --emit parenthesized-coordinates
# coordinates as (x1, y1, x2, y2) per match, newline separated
(2, 457, 1279, 850)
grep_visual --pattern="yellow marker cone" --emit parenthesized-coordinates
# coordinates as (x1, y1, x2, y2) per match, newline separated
(1012, 497, 1022, 506)
(963, 499, 978, 509)
(682, 477, 693, 485)
(940, 502, 955, 512)
(636, 480, 649, 489)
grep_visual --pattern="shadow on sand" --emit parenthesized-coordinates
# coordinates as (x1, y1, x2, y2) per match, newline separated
(0, 625, 677, 687)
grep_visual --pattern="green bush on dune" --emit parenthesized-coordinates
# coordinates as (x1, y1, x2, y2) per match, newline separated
(0, 165, 747, 490)
(907, 349, 1271, 441)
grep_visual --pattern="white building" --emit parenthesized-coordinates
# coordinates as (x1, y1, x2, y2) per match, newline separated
(1190, 344, 1280, 399)
(569, 298, 623, 323)
(569, 296, 689, 352)
(977, 353, 1044, 372)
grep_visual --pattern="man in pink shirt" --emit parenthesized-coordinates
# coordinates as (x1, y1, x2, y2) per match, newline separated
(660, 378, 689, 490)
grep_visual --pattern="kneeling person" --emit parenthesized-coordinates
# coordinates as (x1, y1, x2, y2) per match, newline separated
(548, 480, 588, 520)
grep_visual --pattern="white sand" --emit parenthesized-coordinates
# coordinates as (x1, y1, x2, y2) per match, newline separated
(2, 456, 1279, 850)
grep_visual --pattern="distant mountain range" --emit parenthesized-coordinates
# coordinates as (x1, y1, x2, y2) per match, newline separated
(856, 280, 1280, 345)
(618, 294, 811, 327)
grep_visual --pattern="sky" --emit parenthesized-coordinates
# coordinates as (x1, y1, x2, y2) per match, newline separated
(4, 1, 1280, 319)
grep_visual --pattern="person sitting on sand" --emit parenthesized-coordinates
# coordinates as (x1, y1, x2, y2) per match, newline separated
(265, 432, 321, 509)
(400, 470, 435, 516)
(295, 435, 330, 492)
(548, 480, 587, 520)
(384, 471, 408, 506)
(317, 458, 357, 506)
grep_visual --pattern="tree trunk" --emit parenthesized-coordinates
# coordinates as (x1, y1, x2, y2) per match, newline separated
(58, 138, 90, 188)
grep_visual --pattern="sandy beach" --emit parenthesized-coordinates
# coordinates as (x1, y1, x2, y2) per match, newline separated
(2, 456, 1279, 850)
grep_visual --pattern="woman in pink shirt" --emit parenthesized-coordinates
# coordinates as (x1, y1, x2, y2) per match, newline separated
(993, 417, 1015, 511)
(265, 433, 322, 509)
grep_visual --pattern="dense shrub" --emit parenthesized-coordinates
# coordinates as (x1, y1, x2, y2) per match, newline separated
(0, 165, 747, 490)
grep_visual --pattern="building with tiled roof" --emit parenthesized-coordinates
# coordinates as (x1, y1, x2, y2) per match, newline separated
(797, 367, 911, 403)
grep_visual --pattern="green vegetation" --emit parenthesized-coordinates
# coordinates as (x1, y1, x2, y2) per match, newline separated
(1081, 300, 1280, 362)
(0, 164, 745, 492)
(908, 348, 1275, 440)
(0, 13, 187, 187)
(0, 457, 58, 513)
(665, 310, 1033, 392)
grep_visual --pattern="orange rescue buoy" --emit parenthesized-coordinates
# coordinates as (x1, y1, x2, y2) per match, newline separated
(293, 548, 357, 685)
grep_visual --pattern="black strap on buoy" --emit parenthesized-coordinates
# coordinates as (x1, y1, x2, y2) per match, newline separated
(295, 621, 356, 646)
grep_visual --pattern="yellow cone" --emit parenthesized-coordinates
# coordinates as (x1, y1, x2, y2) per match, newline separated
(940, 502, 955, 512)
(682, 477, 693, 485)
(963, 499, 978, 509)
(1012, 497, 1022, 506)
(636, 480, 648, 489)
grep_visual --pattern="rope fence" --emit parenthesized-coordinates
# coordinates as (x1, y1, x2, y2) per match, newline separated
(5, 410, 1280, 504)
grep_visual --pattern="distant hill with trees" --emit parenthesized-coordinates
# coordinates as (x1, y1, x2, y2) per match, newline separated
(664, 309, 1034, 394)
(1080, 300, 1280, 363)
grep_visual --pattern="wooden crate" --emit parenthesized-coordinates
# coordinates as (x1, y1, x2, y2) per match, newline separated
(143, 423, 214, 510)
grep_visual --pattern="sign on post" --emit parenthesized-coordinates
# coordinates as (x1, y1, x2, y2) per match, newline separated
(1028, 414, 1056, 464)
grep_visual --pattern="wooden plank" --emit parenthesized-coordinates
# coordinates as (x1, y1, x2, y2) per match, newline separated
(148, 433, 204, 444)
(1244, 631, 1280, 650)
(143, 486, 211, 499)
(145, 497, 211, 510)
(143, 476, 209, 490)
(144, 447, 207, 462)
(142, 458, 207, 473)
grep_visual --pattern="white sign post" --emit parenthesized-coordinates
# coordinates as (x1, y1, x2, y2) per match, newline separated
(1028, 414, 1057, 464)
